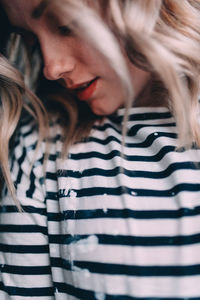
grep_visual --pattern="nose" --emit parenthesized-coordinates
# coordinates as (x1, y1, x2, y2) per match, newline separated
(41, 36, 76, 81)
(43, 54, 77, 81)
(43, 55, 76, 81)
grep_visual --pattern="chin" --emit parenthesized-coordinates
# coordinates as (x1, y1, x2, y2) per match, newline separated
(90, 100, 118, 116)
(91, 106, 115, 116)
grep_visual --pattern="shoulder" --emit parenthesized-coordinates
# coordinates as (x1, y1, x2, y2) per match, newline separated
(13, 116, 44, 172)
(5, 116, 61, 204)
(13, 115, 62, 164)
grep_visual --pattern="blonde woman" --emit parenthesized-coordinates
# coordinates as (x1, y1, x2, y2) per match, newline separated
(0, 0, 200, 299)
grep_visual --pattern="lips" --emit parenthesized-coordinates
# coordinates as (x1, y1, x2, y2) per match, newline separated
(69, 77, 99, 101)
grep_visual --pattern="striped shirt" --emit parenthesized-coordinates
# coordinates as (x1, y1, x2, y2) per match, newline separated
(1, 106, 200, 300)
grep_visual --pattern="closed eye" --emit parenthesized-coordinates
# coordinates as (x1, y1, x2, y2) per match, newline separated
(58, 25, 73, 36)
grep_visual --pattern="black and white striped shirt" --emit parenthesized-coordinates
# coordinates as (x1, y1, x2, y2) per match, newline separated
(1, 107, 200, 299)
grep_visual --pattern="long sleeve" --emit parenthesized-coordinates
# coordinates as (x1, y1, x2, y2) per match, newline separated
(0, 123, 54, 299)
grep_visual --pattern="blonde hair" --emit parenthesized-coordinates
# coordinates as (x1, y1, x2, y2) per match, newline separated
(50, 0, 200, 147)
(1, 0, 200, 205)
(0, 54, 48, 209)
(23, 0, 200, 147)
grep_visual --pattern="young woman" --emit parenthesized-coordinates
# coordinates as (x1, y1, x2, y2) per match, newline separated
(0, 0, 200, 299)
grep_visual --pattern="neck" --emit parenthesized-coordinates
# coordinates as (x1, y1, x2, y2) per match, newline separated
(133, 77, 168, 108)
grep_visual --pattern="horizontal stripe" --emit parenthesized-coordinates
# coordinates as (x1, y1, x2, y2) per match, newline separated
(0, 224, 47, 234)
(54, 281, 143, 299)
(48, 206, 200, 221)
(45, 182, 200, 200)
(51, 258, 200, 276)
(56, 162, 199, 179)
(48, 233, 200, 246)
(128, 123, 175, 136)
(111, 111, 173, 122)
(93, 121, 175, 135)
(46, 145, 176, 162)
(6, 205, 200, 222)
(0, 282, 54, 297)
(56, 183, 200, 198)
(54, 281, 98, 300)
(1, 264, 51, 275)
(0, 205, 46, 215)
(0, 244, 49, 253)
(85, 132, 177, 147)
(54, 281, 200, 300)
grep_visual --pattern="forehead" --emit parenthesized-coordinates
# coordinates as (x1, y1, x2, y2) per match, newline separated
(1, 0, 45, 27)
(1, 0, 98, 28)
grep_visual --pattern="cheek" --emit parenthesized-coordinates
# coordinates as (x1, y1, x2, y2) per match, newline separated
(79, 40, 129, 92)
(79, 42, 111, 73)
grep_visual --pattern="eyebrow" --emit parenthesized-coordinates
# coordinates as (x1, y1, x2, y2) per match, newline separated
(31, 0, 52, 19)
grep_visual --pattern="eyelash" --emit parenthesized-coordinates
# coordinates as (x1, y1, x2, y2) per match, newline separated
(58, 26, 73, 36)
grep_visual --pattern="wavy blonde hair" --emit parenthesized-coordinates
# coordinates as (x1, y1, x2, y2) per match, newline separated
(48, 0, 200, 147)
(21, 0, 200, 148)
(1, 0, 200, 205)
(0, 54, 48, 209)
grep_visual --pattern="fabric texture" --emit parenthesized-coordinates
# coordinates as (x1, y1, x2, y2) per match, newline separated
(1, 107, 200, 299)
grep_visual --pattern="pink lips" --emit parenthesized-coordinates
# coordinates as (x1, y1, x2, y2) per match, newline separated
(69, 78, 99, 101)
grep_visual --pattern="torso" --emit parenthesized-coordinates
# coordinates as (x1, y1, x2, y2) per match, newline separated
(45, 107, 200, 299)
(2, 107, 200, 299)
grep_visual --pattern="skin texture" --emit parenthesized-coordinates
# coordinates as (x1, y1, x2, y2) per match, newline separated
(1, 0, 150, 116)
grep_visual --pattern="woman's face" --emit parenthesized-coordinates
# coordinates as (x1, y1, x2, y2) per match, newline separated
(1, 0, 150, 116)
